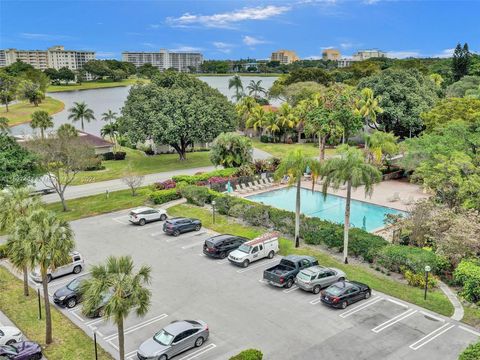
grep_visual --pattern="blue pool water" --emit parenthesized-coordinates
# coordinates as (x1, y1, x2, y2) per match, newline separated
(246, 188, 406, 232)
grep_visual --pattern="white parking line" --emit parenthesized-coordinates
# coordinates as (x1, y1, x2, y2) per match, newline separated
(216, 259, 229, 265)
(125, 350, 137, 358)
(283, 285, 299, 294)
(409, 323, 455, 350)
(236, 259, 279, 274)
(69, 309, 86, 323)
(181, 241, 205, 250)
(258, 279, 267, 284)
(339, 296, 383, 318)
(459, 325, 480, 337)
(85, 318, 104, 327)
(371, 309, 417, 333)
(150, 231, 164, 237)
(178, 344, 217, 360)
(385, 298, 409, 309)
(103, 314, 168, 341)
(310, 298, 321, 305)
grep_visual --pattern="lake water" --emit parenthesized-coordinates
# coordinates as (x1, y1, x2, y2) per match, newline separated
(10, 76, 279, 137)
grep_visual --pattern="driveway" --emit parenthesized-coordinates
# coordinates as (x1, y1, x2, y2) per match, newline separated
(32, 210, 479, 360)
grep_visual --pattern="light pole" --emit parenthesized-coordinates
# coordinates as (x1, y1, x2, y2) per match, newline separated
(211, 200, 216, 224)
(93, 329, 98, 360)
(424, 265, 431, 300)
(37, 288, 42, 320)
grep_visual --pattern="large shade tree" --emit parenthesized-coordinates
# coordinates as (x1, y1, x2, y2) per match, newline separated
(120, 71, 237, 160)
(17, 80, 44, 106)
(0, 71, 17, 112)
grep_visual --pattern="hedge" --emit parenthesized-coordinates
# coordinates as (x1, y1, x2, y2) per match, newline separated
(229, 349, 263, 360)
(180, 185, 213, 206)
(149, 189, 182, 205)
(459, 342, 480, 360)
(171, 168, 238, 184)
(454, 260, 480, 304)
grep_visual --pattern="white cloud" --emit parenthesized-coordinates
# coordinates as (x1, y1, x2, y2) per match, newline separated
(166, 5, 290, 29)
(213, 42, 235, 54)
(432, 48, 455, 58)
(340, 42, 353, 49)
(20, 32, 71, 40)
(169, 46, 203, 52)
(386, 51, 421, 59)
(364, 0, 380, 4)
(243, 35, 269, 46)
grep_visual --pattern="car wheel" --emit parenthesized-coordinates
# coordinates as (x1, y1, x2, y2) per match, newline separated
(195, 337, 204, 347)
(139, 218, 146, 226)
(73, 265, 82, 274)
(338, 277, 345, 282)
(195, 224, 201, 231)
(31, 353, 42, 360)
(6, 339, 16, 345)
(365, 291, 371, 299)
(160, 214, 167, 221)
(158, 355, 168, 360)
(47, 274, 52, 283)
(173, 230, 180, 237)
(313, 285, 321, 294)
(285, 278, 294, 289)
(66, 297, 77, 308)
(340, 301, 348, 309)
(267, 251, 275, 259)
(242, 260, 250, 268)
(220, 252, 227, 259)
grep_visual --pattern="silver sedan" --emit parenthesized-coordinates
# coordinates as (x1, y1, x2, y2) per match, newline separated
(137, 320, 209, 360)
(295, 265, 347, 294)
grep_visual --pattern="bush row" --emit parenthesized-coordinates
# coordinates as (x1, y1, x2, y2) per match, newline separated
(459, 341, 480, 360)
(229, 349, 263, 360)
(171, 168, 237, 184)
(102, 151, 127, 161)
(454, 260, 480, 304)
(149, 189, 182, 205)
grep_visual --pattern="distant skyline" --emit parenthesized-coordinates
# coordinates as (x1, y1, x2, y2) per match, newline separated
(1, 0, 479, 60)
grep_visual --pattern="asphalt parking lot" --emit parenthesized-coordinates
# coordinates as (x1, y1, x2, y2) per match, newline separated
(40, 209, 479, 360)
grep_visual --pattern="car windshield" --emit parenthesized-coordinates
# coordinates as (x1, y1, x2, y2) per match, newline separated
(237, 244, 251, 253)
(297, 272, 313, 281)
(326, 285, 344, 296)
(153, 329, 174, 346)
(67, 278, 81, 291)
(205, 240, 215, 248)
(1, 345, 18, 354)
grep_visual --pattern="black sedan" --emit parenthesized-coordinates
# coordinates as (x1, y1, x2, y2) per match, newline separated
(203, 234, 248, 259)
(163, 217, 202, 236)
(320, 280, 371, 309)
(53, 275, 88, 308)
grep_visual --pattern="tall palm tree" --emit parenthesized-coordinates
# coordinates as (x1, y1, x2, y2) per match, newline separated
(246, 105, 267, 134)
(0, 117, 9, 133)
(101, 122, 119, 153)
(320, 145, 382, 263)
(275, 149, 321, 248)
(0, 188, 41, 297)
(365, 130, 399, 167)
(101, 109, 118, 124)
(30, 110, 54, 139)
(262, 111, 281, 141)
(246, 80, 266, 99)
(81, 256, 151, 360)
(19, 209, 75, 344)
(355, 88, 383, 149)
(277, 103, 296, 142)
(236, 96, 258, 130)
(228, 74, 244, 102)
(68, 101, 95, 131)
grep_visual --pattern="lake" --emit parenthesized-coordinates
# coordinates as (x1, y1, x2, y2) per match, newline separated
(10, 75, 279, 137)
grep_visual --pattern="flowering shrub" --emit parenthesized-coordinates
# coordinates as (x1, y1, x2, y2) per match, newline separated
(153, 179, 176, 190)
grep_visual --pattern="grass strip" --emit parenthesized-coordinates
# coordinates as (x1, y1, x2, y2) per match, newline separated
(47, 78, 147, 92)
(1, 97, 65, 126)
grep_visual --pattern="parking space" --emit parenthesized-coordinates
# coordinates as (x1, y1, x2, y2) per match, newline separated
(43, 209, 479, 360)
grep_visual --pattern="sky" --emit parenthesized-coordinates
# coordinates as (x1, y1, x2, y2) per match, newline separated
(1, 0, 479, 60)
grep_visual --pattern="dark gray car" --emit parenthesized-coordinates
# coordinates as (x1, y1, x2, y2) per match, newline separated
(137, 320, 209, 360)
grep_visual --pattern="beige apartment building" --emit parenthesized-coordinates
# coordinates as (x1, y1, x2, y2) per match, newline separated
(322, 49, 341, 61)
(122, 49, 203, 72)
(270, 50, 299, 64)
(338, 49, 387, 68)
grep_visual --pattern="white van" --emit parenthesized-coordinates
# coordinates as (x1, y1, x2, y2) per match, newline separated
(228, 232, 279, 268)
(30, 251, 84, 283)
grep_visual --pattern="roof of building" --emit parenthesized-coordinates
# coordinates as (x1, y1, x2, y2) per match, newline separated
(77, 131, 113, 148)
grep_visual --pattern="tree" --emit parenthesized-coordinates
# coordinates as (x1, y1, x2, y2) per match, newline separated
(466, 85, 480, 99)
(17, 80, 44, 106)
(452, 43, 471, 81)
(429, 73, 444, 88)
(274, 149, 321, 248)
(229, 74, 244, 102)
(421, 98, 480, 130)
(137, 63, 160, 79)
(320, 145, 382, 263)
(446, 76, 480, 97)
(365, 130, 399, 167)
(57, 123, 78, 138)
(236, 96, 258, 130)
(210, 132, 253, 168)
(121, 165, 144, 196)
(281, 81, 325, 106)
(245, 105, 267, 134)
(81, 256, 151, 360)
(276, 103, 297, 141)
(355, 87, 383, 148)
(0, 188, 41, 297)
(44, 68, 59, 84)
(0, 71, 17, 112)
(101, 123, 119, 153)
(262, 111, 281, 140)
(283, 68, 333, 86)
(0, 133, 40, 188)
(0, 117, 9, 133)
(120, 71, 236, 160)
(68, 101, 95, 131)
(19, 209, 75, 344)
(246, 80, 266, 99)
(57, 67, 75, 83)
(101, 109, 118, 123)
(30, 110, 54, 139)
(26, 137, 97, 211)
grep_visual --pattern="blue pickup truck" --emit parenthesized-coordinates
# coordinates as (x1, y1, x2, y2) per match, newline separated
(263, 255, 319, 289)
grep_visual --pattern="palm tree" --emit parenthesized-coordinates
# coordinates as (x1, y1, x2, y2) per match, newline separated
(0, 117, 9, 133)
(19, 209, 75, 344)
(81, 256, 151, 360)
(275, 149, 321, 248)
(57, 123, 78, 138)
(246, 80, 266, 99)
(0, 188, 41, 297)
(355, 88, 383, 149)
(236, 96, 258, 130)
(68, 101, 95, 131)
(30, 110, 54, 139)
(228, 74, 244, 102)
(101, 109, 118, 124)
(277, 103, 296, 142)
(101, 123, 119, 153)
(365, 130, 399, 167)
(262, 111, 281, 141)
(246, 105, 267, 134)
(320, 145, 382, 263)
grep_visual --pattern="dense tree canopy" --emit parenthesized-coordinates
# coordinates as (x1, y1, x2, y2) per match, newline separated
(446, 76, 480, 98)
(210, 132, 253, 168)
(421, 98, 480, 130)
(120, 71, 237, 160)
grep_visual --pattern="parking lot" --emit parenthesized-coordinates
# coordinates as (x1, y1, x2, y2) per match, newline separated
(40, 209, 479, 360)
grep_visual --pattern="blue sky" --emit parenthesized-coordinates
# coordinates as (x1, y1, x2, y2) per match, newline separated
(1, 0, 479, 60)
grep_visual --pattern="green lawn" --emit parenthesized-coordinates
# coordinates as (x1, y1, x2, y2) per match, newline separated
(0, 266, 114, 360)
(47, 78, 148, 92)
(252, 138, 336, 159)
(463, 306, 480, 329)
(168, 204, 454, 318)
(72, 148, 213, 185)
(1, 97, 65, 126)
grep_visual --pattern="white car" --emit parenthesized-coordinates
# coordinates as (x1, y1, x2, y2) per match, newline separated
(30, 251, 84, 283)
(228, 232, 279, 268)
(129, 207, 167, 226)
(0, 326, 23, 346)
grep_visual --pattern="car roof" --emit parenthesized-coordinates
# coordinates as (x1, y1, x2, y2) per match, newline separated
(283, 255, 317, 263)
(207, 234, 237, 243)
(131, 207, 154, 213)
(163, 320, 200, 335)
(168, 217, 190, 223)
(300, 265, 327, 274)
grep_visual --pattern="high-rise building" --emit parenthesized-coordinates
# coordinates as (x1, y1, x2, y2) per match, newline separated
(322, 49, 341, 61)
(122, 49, 203, 72)
(352, 49, 386, 61)
(270, 50, 299, 65)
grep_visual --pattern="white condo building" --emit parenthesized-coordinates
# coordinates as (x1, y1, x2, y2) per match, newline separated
(122, 49, 203, 72)
(337, 49, 386, 68)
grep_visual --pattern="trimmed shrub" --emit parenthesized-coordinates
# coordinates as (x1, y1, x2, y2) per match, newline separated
(403, 268, 438, 288)
(172, 168, 237, 185)
(180, 185, 212, 206)
(349, 229, 388, 263)
(114, 151, 127, 160)
(454, 260, 480, 304)
(230, 349, 263, 360)
(377, 245, 447, 275)
(149, 189, 181, 204)
(0, 243, 8, 259)
(260, 135, 272, 143)
(102, 152, 115, 160)
(459, 341, 480, 360)
(153, 179, 176, 190)
(243, 204, 270, 227)
(84, 157, 104, 171)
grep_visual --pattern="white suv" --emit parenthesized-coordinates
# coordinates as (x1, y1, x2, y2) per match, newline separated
(129, 207, 167, 226)
(30, 251, 84, 283)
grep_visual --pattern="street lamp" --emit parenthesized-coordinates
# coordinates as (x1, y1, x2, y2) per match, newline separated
(424, 265, 431, 300)
(211, 200, 216, 224)
(93, 328, 98, 360)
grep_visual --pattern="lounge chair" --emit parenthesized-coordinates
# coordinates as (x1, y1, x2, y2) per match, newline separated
(260, 178, 271, 188)
(266, 177, 278, 187)
(248, 181, 261, 191)
(387, 192, 401, 202)
(254, 180, 266, 190)
(241, 183, 253, 193)
(401, 196, 414, 205)
(280, 175, 290, 185)
(235, 184, 246, 194)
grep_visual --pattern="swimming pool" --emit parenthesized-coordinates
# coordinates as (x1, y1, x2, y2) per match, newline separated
(246, 187, 406, 232)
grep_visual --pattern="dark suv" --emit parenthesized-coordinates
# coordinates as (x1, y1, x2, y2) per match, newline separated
(53, 275, 88, 308)
(163, 217, 202, 236)
(203, 234, 248, 259)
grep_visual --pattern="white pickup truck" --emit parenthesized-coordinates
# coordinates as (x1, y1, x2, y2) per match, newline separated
(228, 232, 279, 268)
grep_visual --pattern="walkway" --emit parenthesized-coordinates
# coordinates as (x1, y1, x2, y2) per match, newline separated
(439, 281, 465, 321)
